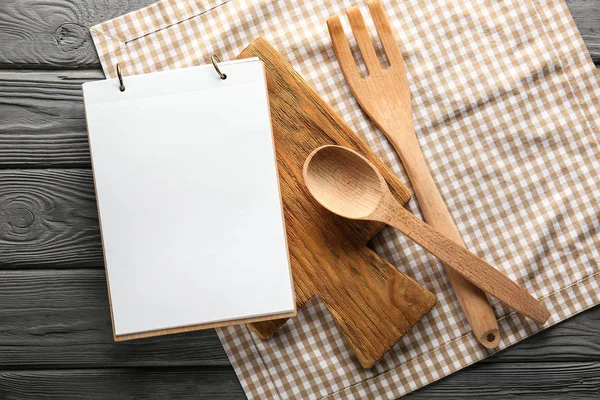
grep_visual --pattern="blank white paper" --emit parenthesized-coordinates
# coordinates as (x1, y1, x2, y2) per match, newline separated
(82, 58, 295, 336)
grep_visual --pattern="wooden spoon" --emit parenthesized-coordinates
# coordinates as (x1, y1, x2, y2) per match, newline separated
(303, 145, 550, 324)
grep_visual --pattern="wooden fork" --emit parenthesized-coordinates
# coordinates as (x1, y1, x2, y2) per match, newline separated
(327, 0, 503, 348)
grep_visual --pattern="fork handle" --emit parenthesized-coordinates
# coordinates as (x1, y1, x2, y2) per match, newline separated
(387, 130, 501, 348)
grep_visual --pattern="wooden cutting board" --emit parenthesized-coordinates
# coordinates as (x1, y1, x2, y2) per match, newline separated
(238, 39, 436, 368)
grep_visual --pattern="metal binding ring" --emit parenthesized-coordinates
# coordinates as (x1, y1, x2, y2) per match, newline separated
(116, 63, 125, 92)
(211, 55, 227, 80)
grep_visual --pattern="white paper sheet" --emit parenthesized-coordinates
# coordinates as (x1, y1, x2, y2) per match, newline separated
(82, 58, 295, 336)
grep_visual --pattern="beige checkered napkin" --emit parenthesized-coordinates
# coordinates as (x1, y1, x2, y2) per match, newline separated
(91, 0, 600, 398)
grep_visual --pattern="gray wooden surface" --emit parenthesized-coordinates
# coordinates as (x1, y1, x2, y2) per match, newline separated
(0, 0, 599, 398)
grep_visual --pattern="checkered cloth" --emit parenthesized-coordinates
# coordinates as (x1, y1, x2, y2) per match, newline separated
(90, 0, 600, 398)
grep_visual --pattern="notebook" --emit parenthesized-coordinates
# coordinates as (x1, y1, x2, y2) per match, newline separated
(82, 57, 296, 340)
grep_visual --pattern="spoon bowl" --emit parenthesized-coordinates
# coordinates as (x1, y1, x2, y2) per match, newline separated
(303, 145, 386, 219)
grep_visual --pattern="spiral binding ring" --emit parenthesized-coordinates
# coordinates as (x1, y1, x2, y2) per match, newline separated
(116, 64, 125, 92)
(211, 55, 227, 80)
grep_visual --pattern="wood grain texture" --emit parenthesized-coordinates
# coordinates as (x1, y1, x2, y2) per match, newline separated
(238, 39, 435, 368)
(0, 363, 599, 399)
(0, 0, 597, 68)
(0, 368, 245, 399)
(565, 0, 600, 63)
(0, 270, 229, 367)
(328, 1, 501, 348)
(0, 169, 102, 268)
(0, 0, 156, 68)
(0, 70, 100, 168)
(405, 362, 600, 399)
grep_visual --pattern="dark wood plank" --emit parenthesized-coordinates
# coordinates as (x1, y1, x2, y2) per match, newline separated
(565, 0, 600, 63)
(0, 169, 102, 268)
(0, 70, 99, 168)
(0, 268, 597, 367)
(0, 0, 156, 68)
(0, 368, 245, 399)
(0, 363, 598, 399)
(0, 0, 598, 68)
(0, 270, 229, 367)
(405, 362, 600, 399)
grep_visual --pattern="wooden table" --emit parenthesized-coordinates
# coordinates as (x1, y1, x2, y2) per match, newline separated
(0, 1, 599, 398)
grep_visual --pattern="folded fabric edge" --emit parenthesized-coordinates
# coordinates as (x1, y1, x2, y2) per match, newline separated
(531, 0, 600, 139)
(89, 0, 232, 78)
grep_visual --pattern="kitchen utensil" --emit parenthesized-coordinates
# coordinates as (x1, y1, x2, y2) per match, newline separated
(303, 145, 550, 324)
(239, 39, 436, 368)
(327, 0, 500, 347)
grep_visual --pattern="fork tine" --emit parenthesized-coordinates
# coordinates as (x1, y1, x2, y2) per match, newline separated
(346, 7, 381, 75)
(367, 0, 403, 66)
(327, 16, 362, 83)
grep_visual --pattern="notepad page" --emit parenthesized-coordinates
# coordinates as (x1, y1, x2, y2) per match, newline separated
(82, 58, 295, 336)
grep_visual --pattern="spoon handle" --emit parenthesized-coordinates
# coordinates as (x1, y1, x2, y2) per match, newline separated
(382, 203, 550, 324)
